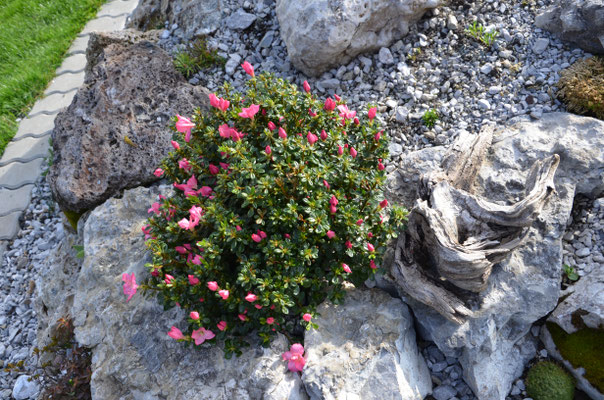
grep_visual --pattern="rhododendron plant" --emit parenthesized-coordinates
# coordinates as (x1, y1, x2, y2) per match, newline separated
(140, 64, 406, 357)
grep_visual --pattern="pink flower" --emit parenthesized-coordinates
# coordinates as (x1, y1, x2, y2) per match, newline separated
(379, 199, 388, 209)
(239, 104, 260, 119)
(320, 130, 328, 141)
(334, 94, 341, 101)
(303, 80, 310, 93)
(122, 273, 138, 302)
(190, 254, 202, 265)
(278, 127, 287, 139)
(370, 260, 377, 269)
(218, 289, 230, 300)
(307, 132, 318, 145)
(174, 175, 198, 197)
(236, 225, 242, 231)
(302, 313, 312, 322)
(330, 205, 337, 214)
(326, 230, 335, 239)
(282, 344, 306, 372)
(164, 274, 175, 285)
(220, 162, 230, 170)
(345, 240, 352, 249)
(167, 326, 185, 340)
(175, 245, 188, 254)
(199, 186, 213, 197)
(350, 147, 357, 158)
(284, 233, 291, 239)
(192, 327, 215, 345)
(266, 317, 275, 325)
(324, 97, 336, 112)
(374, 131, 382, 141)
(268, 121, 277, 131)
(178, 158, 191, 171)
(189, 205, 203, 223)
(265, 145, 272, 155)
(323, 180, 330, 189)
(176, 114, 195, 142)
(255, 304, 263, 309)
(337, 104, 356, 120)
(190, 311, 200, 320)
(207, 281, 218, 291)
(251, 233, 261, 243)
(178, 218, 195, 230)
(245, 293, 258, 302)
(337, 145, 343, 155)
(171, 140, 180, 150)
(258, 230, 267, 239)
(148, 202, 161, 215)
(153, 168, 164, 177)
(208, 93, 230, 111)
(356, 219, 364, 225)
(367, 243, 375, 252)
(188, 275, 200, 285)
(330, 195, 338, 207)
(238, 313, 247, 322)
(308, 109, 317, 117)
(217, 321, 227, 331)
(378, 162, 385, 171)
(368, 107, 377, 121)
(368, 232, 374, 239)
(208, 164, 220, 175)
(241, 61, 255, 77)
(342, 263, 351, 273)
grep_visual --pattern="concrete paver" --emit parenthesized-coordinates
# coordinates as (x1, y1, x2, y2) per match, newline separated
(0, 136, 49, 166)
(98, 0, 138, 17)
(0, 159, 44, 190)
(28, 90, 77, 117)
(0, 185, 35, 217)
(56, 54, 87, 76)
(45, 72, 85, 96)
(0, 212, 22, 241)
(12, 114, 55, 141)
(79, 15, 128, 36)
(67, 35, 91, 55)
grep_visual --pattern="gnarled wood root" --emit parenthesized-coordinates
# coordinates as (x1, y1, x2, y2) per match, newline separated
(391, 127, 560, 323)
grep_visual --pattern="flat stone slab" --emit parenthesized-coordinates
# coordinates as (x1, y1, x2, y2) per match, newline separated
(0, 185, 34, 216)
(45, 71, 85, 96)
(0, 136, 49, 166)
(13, 114, 55, 141)
(97, 0, 139, 17)
(67, 35, 90, 55)
(56, 54, 87, 76)
(79, 15, 128, 36)
(0, 211, 21, 240)
(29, 90, 77, 117)
(0, 158, 44, 190)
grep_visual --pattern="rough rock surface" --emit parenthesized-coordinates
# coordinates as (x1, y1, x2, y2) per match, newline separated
(37, 186, 307, 400)
(127, 0, 222, 38)
(384, 112, 604, 400)
(536, 0, 604, 54)
(548, 266, 604, 334)
(303, 287, 432, 400)
(275, 0, 440, 76)
(48, 31, 209, 213)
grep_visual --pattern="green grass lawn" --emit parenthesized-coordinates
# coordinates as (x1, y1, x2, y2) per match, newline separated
(0, 0, 105, 156)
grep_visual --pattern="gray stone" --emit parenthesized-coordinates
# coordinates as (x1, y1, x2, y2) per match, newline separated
(48, 30, 209, 213)
(226, 8, 257, 30)
(480, 64, 493, 74)
(447, 14, 458, 30)
(379, 47, 394, 65)
(12, 375, 39, 400)
(576, 247, 590, 257)
(303, 287, 432, 400)
(128, 0, 222, 38)
(385, 113, 604, 400)
(477, 99, 490, 109)
(275, 0, 440, 76)
(532, 38, 549, 54)
(433, 384, 457, 400)
(536, 0, 604, 54)
(37, 187, 307, 400)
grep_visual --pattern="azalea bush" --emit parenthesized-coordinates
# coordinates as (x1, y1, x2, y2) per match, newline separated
(135, 62, 407, 358)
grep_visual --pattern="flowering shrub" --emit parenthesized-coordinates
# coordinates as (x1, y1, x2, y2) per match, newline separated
(139, 62, 406, 357)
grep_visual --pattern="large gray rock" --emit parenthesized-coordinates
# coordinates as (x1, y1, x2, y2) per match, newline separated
(38, 186, 307, 400)
(303, 287, 432, 400)
(536, 0, 604, 54)
(48, 31, 209, 213)
(12, 375, 39, 400)
(127, 0, 222, 38)
(275, 0, 440, 76)
(384, 113, 604, 400)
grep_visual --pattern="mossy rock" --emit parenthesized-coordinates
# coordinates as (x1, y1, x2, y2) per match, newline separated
(526, 360, 574, 400)
(556, 56, 604, 121)
(547, 322, 604, 393)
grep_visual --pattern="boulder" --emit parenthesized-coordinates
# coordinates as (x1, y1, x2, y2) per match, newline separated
(383, 113, 604, 400)
(536, 0, 604, 54)
(37, 186, 307, 400)
(48, 31, 209, 214)
(303, 287, 432, 400)
(275, 0, 440, 77)
(127, 0, 222, 38)
(541, 266, 604, 400)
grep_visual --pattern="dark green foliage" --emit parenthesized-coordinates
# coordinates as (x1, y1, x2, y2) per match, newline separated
(526, 360, 574, 400)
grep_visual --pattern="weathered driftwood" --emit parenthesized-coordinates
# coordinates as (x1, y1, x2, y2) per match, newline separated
(391, 127, 560, 324)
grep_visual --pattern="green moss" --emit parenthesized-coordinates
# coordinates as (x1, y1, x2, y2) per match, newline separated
(526, 360, 574, 400)
(547, 322, 604, 392)
(63, 209, 83, 231)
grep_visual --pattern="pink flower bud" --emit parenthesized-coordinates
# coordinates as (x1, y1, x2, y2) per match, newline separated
(330, 205, 337, 214)
(324, 97, 336, 112)
(368, 107, 377, 121)
(265, 145, 272, 155)
(337, 145, 343, 155)
(190, 311, 200, 320)
(207, 281, 218, 291)
(323, 180, 330, 189)
(238, 314, 247, 322)
(308, 109, 317, 117)
(245, 293, 258, 302)
(268, 121, 276, 131)
(167, 326, 185, 340)
(218, 289, 230, 300)
(266, 317, 275, 325)
(356, 218, 364, 225)
(327, 230, 335, 239)
(345, 240, 352, 249)
(374, 131, 382, 141)
(378, 162, 385, 171)
(279, 127, 287, 139)
(303, 80, 310, 93)
(208, 164, 220, 175)
(350, 147, 357, 158)
(307, 132, 318, 145)
(330, 195, 339, 206)
(320, 130, 327, 140)
(342, 263, 351, 273)
(252, 233, 261, 242)
(153, 168, 164, 177)
(284, 233, 291, 239)
(367, 243, 375, 252)
(188, 275, 200, 285)
(370, 260, 377, 269)
(217, 321, 227, 331)
(255, 304, 263, 309)
(241, 61, 255, 77)
(334, 94, 341, 101)
(379, 199, 388, 209)
(302, 313, 312, 322)
(354, 117, 360, 125)
(368, 232, 374, 238)
(164, 274, 174, 285)
(236, 225, 242, 231)
(171, 140, 180, 150)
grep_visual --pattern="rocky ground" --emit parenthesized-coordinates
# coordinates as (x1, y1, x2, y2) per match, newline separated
(0, 0, 602, 398)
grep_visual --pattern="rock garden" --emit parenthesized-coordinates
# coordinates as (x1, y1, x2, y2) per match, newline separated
(1, 0, 603, 399)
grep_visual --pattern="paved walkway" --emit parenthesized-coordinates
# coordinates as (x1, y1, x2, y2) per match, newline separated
(0, 0, 140, 255)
